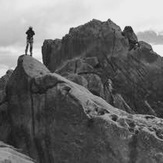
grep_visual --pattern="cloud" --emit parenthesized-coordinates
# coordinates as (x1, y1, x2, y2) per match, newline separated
(0, 0, 95, 78)
(153, 45, 163, 56)
(0, 0, 91, 76)
(1, 0, 163, 47)
(0, 45, 41, 70)
(0, 0, 93, 47)
(137, 30, 163, 45)
(0, 46, 20, 68)
(1, 0, 163, 48)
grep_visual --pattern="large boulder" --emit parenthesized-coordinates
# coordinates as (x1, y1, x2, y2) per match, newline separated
(42, 19, 163, 117)
(2, 55, 163, 163)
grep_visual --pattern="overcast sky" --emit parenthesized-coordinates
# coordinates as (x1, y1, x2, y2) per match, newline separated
(0, 0, 163, 76)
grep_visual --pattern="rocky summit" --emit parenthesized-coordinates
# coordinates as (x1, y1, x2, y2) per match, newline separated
(0, 19, 163, 163)
(42, 19, 163, 118)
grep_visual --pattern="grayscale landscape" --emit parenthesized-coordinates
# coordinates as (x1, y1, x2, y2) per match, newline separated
(0, 0, 163, 163)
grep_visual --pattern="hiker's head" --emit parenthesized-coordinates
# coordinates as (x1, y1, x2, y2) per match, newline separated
(29, 26, 32, 29)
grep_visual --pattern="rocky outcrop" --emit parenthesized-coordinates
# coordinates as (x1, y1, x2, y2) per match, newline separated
(42, 19, 163, 117)
(0, 70, 13, 104)
(42, 19, 129, 71)
(122, 26, 138, 50)
(0, 70, 13, 142)
(1, 55, 163, 163)
(42, 39, 62, 69)
(0, 69, 13, 91)
(0, 18, 162, 163)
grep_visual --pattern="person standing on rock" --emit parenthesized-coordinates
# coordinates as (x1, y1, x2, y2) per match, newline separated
(25, 26, 35, 56)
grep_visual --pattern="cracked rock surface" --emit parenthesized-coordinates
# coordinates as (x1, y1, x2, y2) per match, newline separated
(1, 55, 163, 163)
(42, 19, 163, 117)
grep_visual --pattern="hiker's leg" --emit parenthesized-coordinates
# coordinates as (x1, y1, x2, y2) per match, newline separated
(25, 42, 29, 55)
(30, 42, 33, 56)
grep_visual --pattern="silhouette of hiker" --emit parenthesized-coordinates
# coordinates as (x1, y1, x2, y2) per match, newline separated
(25, 26, 35, 56)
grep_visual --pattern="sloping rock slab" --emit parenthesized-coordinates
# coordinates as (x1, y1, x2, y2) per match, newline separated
(0, 141, 34, 163)
(4, 55, 163, 163)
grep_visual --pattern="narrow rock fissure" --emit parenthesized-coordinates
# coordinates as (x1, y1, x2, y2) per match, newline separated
(32, 80, 65, 94)
(78, 71, 100, 76)
(128, 133, 138, 163)
(74, 59, 78, 74)
(111, 29, 116, 57)
(30, 79, 35, 137)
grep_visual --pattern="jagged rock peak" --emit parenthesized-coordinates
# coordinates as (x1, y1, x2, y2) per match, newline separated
(67, 18, 121, 38)
(42, 18, 129, 71)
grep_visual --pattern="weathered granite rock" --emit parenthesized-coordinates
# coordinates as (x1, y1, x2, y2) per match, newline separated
(42, 19, 129, 71)
(2, 55, 163, 163)
(0, 69, 13, 104)
(0, 70, 13, 142)
(122, 26, 138, 50)
(0, 69, 13, 91)
(0, 141, 34, 163)
(42, 39, 62, 70)
(5, 55, 50, 160)
(42, 19, 163, 117)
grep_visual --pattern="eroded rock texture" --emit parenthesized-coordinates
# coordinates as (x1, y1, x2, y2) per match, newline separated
(1, 55, 163, 163)
(42, 19, 163, 117)
(0, 70, 13, 142)
(122, 26, 138, 50)
(0, 141, 34, 163)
